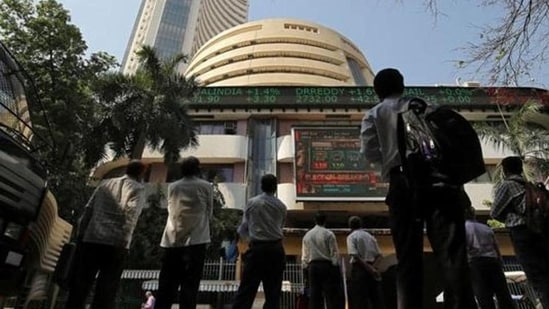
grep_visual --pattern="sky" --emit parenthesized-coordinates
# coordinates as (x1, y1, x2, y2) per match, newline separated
(58, 0, 548, 88)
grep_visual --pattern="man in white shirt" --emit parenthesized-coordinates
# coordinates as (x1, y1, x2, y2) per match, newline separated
(155, 156, 213, 309)
(360, 68, 475, 309)
(142, 291, 156, 309)
(346, 216, 385, 309)
(66, 160, 147, 309)
(302, 212, 344, 309)
(232, 174, 287, 309)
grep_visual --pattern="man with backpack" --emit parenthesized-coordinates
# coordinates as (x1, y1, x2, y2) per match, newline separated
(360, 68, 476, 309)
(491, 156, 549, 308)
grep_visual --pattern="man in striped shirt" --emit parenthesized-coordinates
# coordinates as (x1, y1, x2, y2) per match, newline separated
(66, 160, 147, 309)
(491, 156, 549, 309)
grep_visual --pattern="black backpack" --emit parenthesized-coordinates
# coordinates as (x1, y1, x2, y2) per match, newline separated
(397, 97, 486, 185)
(513, 179, 549, 236)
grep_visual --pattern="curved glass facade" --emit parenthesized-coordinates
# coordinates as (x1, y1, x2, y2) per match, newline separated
(154, 0, 192, 59)
(121, 0, 248, 74)
(347, 57, 367, 86)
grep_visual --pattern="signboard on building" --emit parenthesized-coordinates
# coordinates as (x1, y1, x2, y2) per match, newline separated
(292, 127, 387, 201)
(191, 86, 549, 108)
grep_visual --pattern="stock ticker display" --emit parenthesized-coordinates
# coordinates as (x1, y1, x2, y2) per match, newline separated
(191, 86, 549, 108)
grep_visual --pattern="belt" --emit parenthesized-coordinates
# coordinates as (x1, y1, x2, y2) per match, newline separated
(389, 165, 404, 175)
(250, 239, 281, 245)
(309, 260, 332, 264)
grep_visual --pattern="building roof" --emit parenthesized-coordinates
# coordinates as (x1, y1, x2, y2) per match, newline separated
(185, 18, 374, 86)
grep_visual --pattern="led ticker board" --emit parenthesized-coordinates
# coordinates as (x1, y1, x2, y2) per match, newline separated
(191, 86, 549, 108)
(293, 127, 387, 201)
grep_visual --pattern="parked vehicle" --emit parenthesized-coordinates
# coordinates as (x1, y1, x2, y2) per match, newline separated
(0, 41, 51, 296)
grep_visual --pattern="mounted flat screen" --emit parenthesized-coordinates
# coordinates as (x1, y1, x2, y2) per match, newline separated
(292, 127, 387, 201)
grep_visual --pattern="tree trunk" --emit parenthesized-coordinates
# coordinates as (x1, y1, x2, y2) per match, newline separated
(130, 132, 146, 160)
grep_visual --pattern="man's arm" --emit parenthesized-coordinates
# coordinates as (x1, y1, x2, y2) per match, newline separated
(301, 236, 309, 269)
(76, 185, 100, 240)
(360, 111, 382, 163)
(491, 183, 512, 221)
(372, 238, 383, 265)
(208, 183, 214, 219)
(124, 184, 146, 221)
(346, 235, 376, 274)
(237, 205, 250, 240)
(328, 232, 339, 266)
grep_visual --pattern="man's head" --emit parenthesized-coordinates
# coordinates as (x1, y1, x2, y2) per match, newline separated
(314, 211, 327, 226)
(261, 174, 278, 194)
(125, 160, 147, 180)
(373, 68, 404, 100)
(145, 291, 153, 298)
(501, 156, 523, 176)
(180, 156, 201, 177)
(348, 216, 362, 230)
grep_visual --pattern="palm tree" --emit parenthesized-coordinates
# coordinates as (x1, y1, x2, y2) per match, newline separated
(474, 101, 549, 183)
(90, 46, 198, 165)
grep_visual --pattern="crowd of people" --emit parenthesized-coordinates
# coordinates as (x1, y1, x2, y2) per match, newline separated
(61, 68, 549, 309)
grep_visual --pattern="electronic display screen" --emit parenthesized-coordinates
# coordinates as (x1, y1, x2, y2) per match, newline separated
(292, 127, 387, 201)
(191, 86, 548, 108)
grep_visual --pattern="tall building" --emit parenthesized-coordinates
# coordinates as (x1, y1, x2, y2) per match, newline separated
(121, 0, 248, 74)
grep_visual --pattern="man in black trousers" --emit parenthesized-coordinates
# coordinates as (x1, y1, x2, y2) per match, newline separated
(232, 174, 287, 309)
(302, 212, 344, 309)
(360, 68, 476, 309)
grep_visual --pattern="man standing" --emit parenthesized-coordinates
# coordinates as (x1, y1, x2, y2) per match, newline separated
(65, 160, 147, 309)
(155, 156, 213, 309)
(302, 212, 344, 309)
(491, 156, 549, 309)
(360, 68, 475, 309)
(346, 216, 385, 309)
(232, 174, 287, 309)
(464, 205, 515, 309)
(142, 291, 156, 309)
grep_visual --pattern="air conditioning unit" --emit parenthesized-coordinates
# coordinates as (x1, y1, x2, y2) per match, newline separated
(464, 81, 481, 87)
(224, 122, 236, 134)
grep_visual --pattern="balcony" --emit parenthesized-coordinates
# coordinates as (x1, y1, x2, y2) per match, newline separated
(277, 183, 301, 210)
(218, 182, 247, 210)
(142, 135, 248, 164)
(464, 183, 494, 212)
(277, 134, 293, 162)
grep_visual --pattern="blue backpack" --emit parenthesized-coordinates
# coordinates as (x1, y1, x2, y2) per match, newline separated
(397, 97, 486, 185)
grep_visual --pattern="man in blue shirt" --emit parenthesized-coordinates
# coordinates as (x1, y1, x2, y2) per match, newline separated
(232, 174, 287, 309)
(465, 205, 515, 309)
